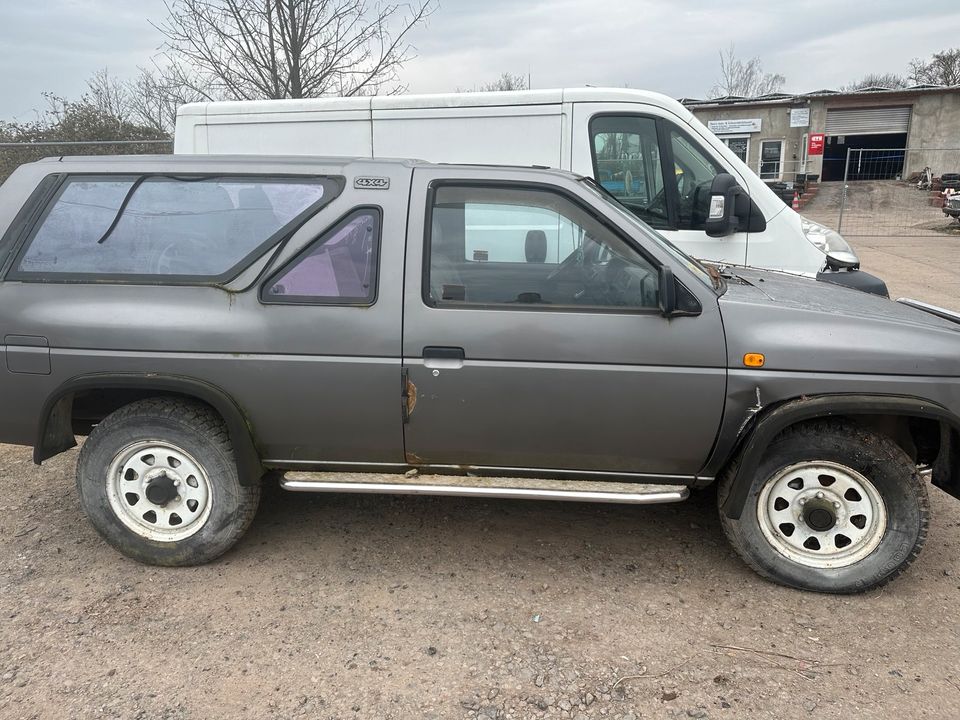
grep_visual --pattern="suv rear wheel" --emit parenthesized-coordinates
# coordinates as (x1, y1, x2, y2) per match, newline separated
(719, 421, 929, 593)
(76, 397, 260, 565)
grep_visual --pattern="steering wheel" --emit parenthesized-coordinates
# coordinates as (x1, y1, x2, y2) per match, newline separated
(150, 233, 211, 275)
(544, 245, 586, 284)
(599, 258, 647, 307)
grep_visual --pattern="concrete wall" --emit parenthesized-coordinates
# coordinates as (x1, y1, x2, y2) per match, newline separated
(690, 103, 815, 181)
(905, 93, 960, 176)
(691, 90, 960, 183)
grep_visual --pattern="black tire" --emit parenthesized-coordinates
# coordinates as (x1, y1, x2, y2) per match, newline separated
(76, 397, 260, 566)
(718, 421, 929, 593)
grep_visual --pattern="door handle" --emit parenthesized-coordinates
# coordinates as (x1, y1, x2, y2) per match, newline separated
(423, 346, 465, 370)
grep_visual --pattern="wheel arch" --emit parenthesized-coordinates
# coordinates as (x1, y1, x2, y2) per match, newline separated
(35, 373, 264, 486)
(719, 393, 960, 519)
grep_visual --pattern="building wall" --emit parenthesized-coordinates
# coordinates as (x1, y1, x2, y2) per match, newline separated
(690, 89, 960, 182)
(905, 93, 960, 176)
(690, 102, 815, 182)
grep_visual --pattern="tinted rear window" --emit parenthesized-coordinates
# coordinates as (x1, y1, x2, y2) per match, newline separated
(15, 175, 334, 279)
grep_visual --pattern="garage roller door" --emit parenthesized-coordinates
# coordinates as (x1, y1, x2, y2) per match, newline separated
(825, 107, 911, 135)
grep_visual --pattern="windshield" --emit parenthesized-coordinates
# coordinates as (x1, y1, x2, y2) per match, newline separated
(577, 176, 721, 292)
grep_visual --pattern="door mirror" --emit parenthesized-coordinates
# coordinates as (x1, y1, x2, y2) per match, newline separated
(658, 265, 703, 318)
(659, 265, 676, 316)
(704, 173, 745, 237)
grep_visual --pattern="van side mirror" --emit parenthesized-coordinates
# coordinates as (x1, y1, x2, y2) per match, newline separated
(704, 173, 745, 238)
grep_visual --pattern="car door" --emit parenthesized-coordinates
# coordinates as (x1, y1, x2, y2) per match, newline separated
(571, 104, 750, 267)
(400, 166, 728, 478)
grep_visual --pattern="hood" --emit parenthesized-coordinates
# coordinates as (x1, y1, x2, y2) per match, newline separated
(718, 267, 960, 377)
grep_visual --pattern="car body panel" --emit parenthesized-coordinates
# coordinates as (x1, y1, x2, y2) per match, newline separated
(399, 165, 728, 476)
(0, 154, 959, 497)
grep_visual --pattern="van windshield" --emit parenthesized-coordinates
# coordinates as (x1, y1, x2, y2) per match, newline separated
(577, 177, 721, 292)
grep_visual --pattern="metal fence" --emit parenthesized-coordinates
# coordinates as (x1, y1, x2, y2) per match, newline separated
(787, 147, 960, 237)
(830, 148, 960, 237)
(0, 139, 173, 182)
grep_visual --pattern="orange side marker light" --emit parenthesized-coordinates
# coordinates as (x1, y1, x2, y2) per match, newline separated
(743, 353, 765, 368)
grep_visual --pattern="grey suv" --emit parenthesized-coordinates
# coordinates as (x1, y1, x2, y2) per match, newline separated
(1, 154, 959, 594)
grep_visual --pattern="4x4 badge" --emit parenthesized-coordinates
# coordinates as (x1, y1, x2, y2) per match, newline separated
(354, 176, 390, 190)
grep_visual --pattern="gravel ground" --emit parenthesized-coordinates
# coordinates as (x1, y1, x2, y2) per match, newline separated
(2, 237, 960, 720)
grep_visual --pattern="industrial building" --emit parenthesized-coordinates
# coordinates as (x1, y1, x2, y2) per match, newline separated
(683, 86, 960, 183)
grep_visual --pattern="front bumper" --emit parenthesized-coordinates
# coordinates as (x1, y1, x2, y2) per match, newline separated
(817, 269, 889, 297)
(943, 206, 960, 218)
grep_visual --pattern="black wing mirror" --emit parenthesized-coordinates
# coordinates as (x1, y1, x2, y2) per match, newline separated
(659, 265, 677, 316)
(704, 173, 745, 238)
(659, 265, 703, 318)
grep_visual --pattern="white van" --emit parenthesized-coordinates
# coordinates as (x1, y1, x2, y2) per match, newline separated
(174, 88, 883, 293)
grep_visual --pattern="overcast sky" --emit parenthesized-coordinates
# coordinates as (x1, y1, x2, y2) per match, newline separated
(2, 0, 959, 121)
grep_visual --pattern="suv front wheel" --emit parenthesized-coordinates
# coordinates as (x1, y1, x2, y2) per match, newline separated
(76, 397, 260, 565)
(719, 421, 929, 593)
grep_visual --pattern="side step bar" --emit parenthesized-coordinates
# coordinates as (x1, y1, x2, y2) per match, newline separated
(280, 472, 689, 505)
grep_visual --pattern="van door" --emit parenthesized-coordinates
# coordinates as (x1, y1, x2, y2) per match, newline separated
(571, 104, 749, 266)
(400, 166, 727, 477)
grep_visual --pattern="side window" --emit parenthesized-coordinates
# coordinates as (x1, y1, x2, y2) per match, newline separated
(427, 185, 660, 311)
(668, 129, 724, 231)
(15, 175, 332, 279)
(263, 209, 379, 304)
(463, 203, 579, 263)
(589, 116, 670, 229)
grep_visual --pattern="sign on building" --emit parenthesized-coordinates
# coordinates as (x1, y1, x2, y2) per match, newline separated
(790, 108, 810, 128)
(707, 118, 762, 134)
(808, 133, 825, 156)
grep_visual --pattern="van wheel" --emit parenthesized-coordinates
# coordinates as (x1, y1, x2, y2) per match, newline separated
(76, 398, 260, 566)
(718, 421, 929, 593)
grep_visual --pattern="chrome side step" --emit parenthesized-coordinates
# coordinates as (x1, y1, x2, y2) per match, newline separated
(280, 472, 689, 505)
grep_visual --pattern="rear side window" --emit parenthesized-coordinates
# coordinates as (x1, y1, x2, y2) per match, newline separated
(13, 175, 334, 280)
(262, 208, 380, 305)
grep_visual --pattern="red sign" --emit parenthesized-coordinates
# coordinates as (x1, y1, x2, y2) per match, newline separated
(808, 133, 825, 156)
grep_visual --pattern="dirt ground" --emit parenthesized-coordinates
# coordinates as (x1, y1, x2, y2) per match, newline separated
(3, 240, 960, 720)
(803, 180, 960, 239)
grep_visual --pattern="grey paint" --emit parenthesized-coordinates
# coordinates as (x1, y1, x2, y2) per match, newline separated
(0, 154, 960, 492)
(401, 166, 727, 475)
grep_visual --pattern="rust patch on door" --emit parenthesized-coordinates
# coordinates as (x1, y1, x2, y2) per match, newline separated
(405, 451, 425, 465)
(405, 377, 418, 417)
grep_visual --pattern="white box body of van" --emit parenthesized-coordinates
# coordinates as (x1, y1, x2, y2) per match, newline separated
(174, 88, 838, 276)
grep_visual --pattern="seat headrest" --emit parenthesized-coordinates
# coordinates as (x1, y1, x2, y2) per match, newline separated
(525, 230, 548, 263)
(237, 186, 273, 210)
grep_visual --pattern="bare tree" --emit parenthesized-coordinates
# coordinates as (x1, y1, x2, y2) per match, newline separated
(478, 72, 528, 92)
(154, 0, 434, 101)
(840, 73, 908, 91)
(909, 48, 960, 86)
(86, 69, 133, 124)
(709, 44, 785, 98)
(126, 63, 213, 135)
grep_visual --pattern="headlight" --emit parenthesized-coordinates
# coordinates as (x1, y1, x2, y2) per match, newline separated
(800, 217, 859, 269)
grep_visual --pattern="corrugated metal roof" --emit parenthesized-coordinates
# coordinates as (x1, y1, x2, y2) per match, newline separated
(682, 85, 960, 108)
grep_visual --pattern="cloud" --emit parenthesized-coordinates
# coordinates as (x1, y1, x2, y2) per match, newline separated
(0, 0, 957, 121)
(0, 0, 166, 120)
